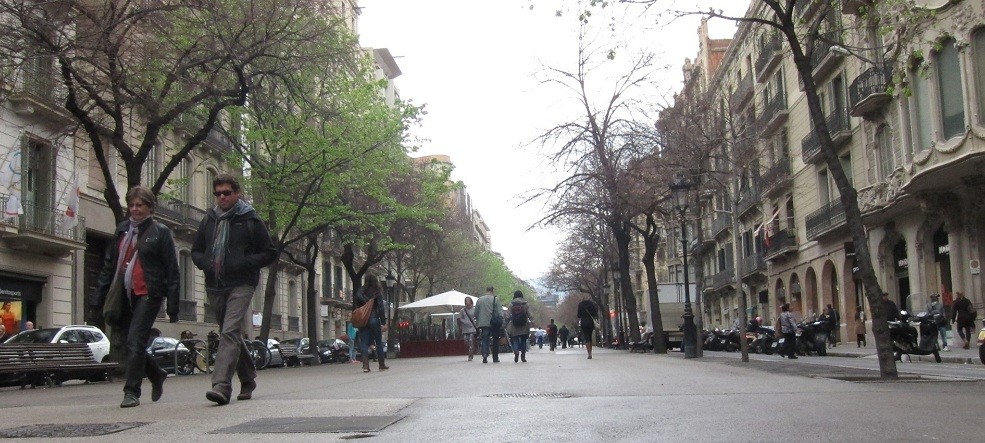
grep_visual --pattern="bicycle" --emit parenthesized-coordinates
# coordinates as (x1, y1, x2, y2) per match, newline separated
(182, 334, 271, 372)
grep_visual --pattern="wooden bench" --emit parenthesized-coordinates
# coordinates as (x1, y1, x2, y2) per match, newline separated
(0, 343, 119, 388)
(277, 346, 317, 367)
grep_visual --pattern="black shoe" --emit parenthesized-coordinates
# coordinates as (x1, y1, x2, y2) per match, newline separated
(237, 381, 256, 401)
(789, 356, 798, 359)
(206, 390, 229, 406)
(120, 393, 139, 408)
(521, 354, 527, 363)
(482, 357, 488, 364)
(514, 352, 519, 363)
(150, 373, 166, 402)
(492, 358, 500, 363)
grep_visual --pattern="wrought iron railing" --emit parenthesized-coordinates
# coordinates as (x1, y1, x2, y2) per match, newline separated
(759, 88, 787, 129)
(740, 253, 767, 277)
(761, 157, 791, 195)
(801, 107, 850, 163)
(806, 199, 846, 239)
(765, 228, 797, 259)
(17, 199, 86, 243)
(731, 72, 754, 106)
(737, 180, 761, 216)
(755, 33, 782, 78)
(849, 65, 892, 111)
(712, 214, 731, 235)
(711, 268, 735, 290)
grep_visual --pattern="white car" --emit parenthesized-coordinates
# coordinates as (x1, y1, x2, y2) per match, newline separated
(3, 325, 111, 362)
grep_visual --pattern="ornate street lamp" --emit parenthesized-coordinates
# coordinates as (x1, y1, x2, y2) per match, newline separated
(670, 177, 699, 358)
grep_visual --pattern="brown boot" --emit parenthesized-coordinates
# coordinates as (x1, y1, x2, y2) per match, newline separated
(378, 355, 389, 371)
(361, 355, 370, 373)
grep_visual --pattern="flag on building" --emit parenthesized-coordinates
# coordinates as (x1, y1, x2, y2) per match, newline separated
(59, 174, 80, 231)
(755, 207, 781, 249)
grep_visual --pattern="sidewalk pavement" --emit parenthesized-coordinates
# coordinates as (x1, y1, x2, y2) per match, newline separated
(826, 337, 981, 364)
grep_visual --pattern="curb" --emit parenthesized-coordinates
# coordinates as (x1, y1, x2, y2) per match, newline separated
(827, 351, 979, 365)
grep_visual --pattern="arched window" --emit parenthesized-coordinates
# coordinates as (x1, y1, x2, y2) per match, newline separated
(288, 281, 298, 317)
(203, 168, 217, 209)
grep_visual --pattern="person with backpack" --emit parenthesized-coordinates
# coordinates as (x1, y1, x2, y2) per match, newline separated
(506, 290, 533, 363)
(474, 286, 503, 363)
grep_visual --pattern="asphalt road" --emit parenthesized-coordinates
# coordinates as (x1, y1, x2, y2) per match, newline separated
(1, 346, 982, 442)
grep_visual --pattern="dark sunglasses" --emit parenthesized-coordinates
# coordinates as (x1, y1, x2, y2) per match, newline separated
(213, 190, 235, 197)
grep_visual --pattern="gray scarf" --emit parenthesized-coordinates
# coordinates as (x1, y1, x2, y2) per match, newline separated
(118, 219, 141, 294)
(212, 200, 247, 280)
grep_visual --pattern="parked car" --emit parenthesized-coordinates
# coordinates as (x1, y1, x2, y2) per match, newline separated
(280, 337, 309, 354)
(147, 336, 194, 375)
(3, 325, 111, 362)
(316, 338, 349, 363)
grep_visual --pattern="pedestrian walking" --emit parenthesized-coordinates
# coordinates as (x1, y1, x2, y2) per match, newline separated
(506, 291, 532, 363)
(547, 319, 558, 351)
(458, 297, 478, 361)
(881, 293, 899, 322)
(192, 174, 277, 406)
(92, 186, 180, 408)
(951, 291, 976, 349)
(559, 325, 570, 349)
(825, 304, 839, 348)
(927, 294, 949, 351)
(854, 306, 867, 348)
(576, 298, 598, 359)
(475, 286, 503, 363)
(354, 275, 389, 373)
(346, 321, 358, 363)
(779, 303, 798, 359)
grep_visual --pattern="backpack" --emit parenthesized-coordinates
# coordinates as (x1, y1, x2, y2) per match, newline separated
(511, 303, 527, 328)
(489, 310, 503, 329)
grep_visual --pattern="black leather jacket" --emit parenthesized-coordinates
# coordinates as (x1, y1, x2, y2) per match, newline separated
(191, 205, 276, 292)
(92, 218, 180, 319)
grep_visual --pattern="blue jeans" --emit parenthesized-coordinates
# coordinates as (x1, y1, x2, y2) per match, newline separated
(479, 327, 499, 360)
(938, 325, 949, 348)
(510, 334, 529, 353)
(359, 316, 384, 360)
(348, 332, 357, 361)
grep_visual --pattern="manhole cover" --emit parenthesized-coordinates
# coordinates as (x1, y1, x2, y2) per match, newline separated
(486, 392, 572, 399)
(0, 422, 149, 438)
(212, 416, 404, 434)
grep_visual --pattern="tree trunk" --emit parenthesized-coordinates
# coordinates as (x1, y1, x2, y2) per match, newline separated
(613, 220, 642, 342)
(641, 215, 667, 353)
(789, 41, 898, 378)
(731, 177, 750, 362)
(303, 239, 322, 363)
(260, 261, 282, 342)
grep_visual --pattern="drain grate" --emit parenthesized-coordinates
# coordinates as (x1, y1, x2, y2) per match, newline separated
(0, 422, 149, 438)
(486, 392, 572, 399)
(212, 416, 404, 434)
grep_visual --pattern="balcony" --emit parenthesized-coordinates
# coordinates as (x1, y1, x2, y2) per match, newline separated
(755, 34, 783, 83)
(712, 215, 731, 236)
(809, 34, 844, 82)
(320, 286, 348, 306)
(288, 316, 300, 332)
(730, 72, 754, 109)
(842, 0, 873, 15)
(698, 221, 715, 252)
(283, 243, 311, 269)
(805, 200, 846, 240)
(849, 66, 893, 118)
(710, 268, 735, 291)
(3, 199, 86, 256)
(760, 157, 792, 197)
(736, 180, 761, 217)
(764, 228, 797, 261)
(758, 89, 788, 137)
(155, 199, 207, 232)
(739, 252, 767, 278)
(801, 107, 852, 164)
(179, 299, 198, 322)
(7, 57, 72, 124)
(202, 126, 234, 155)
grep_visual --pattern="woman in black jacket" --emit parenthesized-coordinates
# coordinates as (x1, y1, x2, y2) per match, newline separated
(92, 186, 179, 408)
(354, 275, 388, 373)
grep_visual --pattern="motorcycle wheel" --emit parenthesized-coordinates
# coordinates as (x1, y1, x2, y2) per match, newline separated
(815, 338, 827, 356)
(176, 358, 195, 376)
(980, 345, 985, 365)
(796, 340, 809, 356)
(933, 350, 942, 363)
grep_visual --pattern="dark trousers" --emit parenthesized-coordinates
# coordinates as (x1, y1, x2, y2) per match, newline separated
(956, 322, 974, 345)
(783, 332, 797, 358)
(856, 333, 866, 347)
(549, 335, 557, 351)
(123, 295, 166, 397)
(479, 327, 500, 360)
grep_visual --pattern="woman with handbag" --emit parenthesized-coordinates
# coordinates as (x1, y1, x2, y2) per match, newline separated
(458, 297, 478, 361)
(353, 275, 388, 373)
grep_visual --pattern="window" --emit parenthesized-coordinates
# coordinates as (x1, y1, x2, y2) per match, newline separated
(975, 29, 985, 126)
(179, 251, 194, 300)
(937, 39, 965, 139)
(322, 261, 332, 298)
(876, 125, 896, 178)
(288, 281, 298, 317)
(840, 154, 853, 188)
(818, 169, 831, 205)
(143, 142, 161, 187)
(910, 63, 934, 154)
(204, 168, 217, 208)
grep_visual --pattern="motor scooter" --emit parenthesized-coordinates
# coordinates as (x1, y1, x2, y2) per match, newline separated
(795, 320, 829, 356)
(977, 319, 985, 365)
(889, 311, 942, 363)
(750, 327, 776, 355)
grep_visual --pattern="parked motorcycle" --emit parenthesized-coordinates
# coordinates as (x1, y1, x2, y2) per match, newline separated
(795, 320, 829, 356)
(978, 319, 985, 365)
(889, 310, 942, 363)
(750, 327, 776, 355)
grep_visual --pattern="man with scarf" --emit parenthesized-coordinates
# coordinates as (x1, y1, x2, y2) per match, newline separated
(192, 174, 276, 405)
(92, 186, 179, 408)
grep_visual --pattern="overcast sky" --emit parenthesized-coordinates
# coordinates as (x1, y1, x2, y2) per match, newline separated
(357, 1, 744, 281)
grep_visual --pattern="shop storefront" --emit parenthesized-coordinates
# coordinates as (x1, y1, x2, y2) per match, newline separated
(0, 271, 44, 339)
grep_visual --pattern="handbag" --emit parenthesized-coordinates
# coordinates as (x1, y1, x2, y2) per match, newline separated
(350, 298, 375, 328)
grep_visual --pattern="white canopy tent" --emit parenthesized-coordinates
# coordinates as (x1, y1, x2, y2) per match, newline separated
(399, 290, 478, 315)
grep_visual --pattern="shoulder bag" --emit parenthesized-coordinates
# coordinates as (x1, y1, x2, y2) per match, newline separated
(350, 298, 375, 328)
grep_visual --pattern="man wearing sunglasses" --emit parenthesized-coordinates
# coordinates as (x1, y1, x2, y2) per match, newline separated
(191, 173, 276, 406)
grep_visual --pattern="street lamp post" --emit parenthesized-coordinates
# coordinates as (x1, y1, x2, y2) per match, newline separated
(671, 178, 699, 359)
(385, 273, 396, 356)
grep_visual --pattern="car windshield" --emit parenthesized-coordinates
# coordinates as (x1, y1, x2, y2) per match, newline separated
(6, 328, 58, 344)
